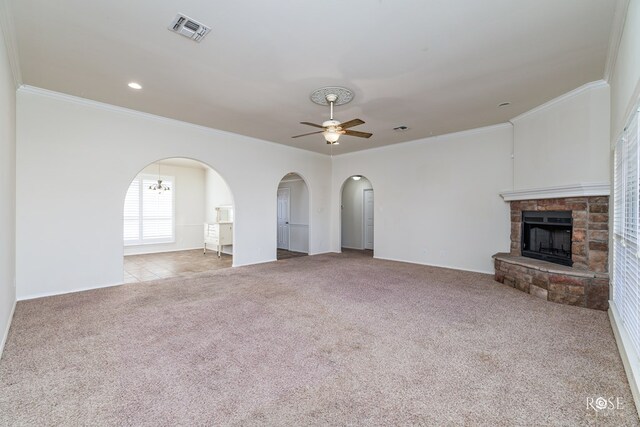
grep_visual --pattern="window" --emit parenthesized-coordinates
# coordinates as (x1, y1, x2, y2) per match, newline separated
(613, 103, 640, 359)
(123, 174, 175, 245)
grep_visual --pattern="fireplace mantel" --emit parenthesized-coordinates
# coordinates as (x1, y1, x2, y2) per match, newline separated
(500, 183, 610, 202)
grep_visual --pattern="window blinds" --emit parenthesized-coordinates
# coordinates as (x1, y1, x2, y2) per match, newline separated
(142, 178, 173, 241)
(613, 104, 640, 359)
(123, 175, 174, 245)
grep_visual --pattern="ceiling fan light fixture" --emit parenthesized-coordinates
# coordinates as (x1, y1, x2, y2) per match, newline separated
(323, 129, 341, 144)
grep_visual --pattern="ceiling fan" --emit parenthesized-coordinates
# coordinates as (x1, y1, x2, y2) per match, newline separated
(292, 90, 372, 145)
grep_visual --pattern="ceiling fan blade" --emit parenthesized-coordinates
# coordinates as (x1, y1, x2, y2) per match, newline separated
(339, 119, 365, 129)
(292, 130, 324, 138)
(300, 121, 325, 129)
(344, 129, 373, 138)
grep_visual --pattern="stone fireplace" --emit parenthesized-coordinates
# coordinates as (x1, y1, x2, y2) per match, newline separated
(493, 194, 609, 310)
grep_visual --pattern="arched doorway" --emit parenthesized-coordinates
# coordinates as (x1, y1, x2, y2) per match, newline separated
(122, 158, 235, 283)
(341, 175, 374, 255)
(276, 172, 310, 260)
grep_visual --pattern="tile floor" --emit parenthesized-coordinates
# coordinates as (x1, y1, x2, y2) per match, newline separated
(124, 248, 370, 283)
(123, 249, 232, 283)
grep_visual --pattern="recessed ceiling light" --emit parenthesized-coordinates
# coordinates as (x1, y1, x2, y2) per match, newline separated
(498, 102, 511, 107)
(393, 126, 409, 131)
(128, 82, 142, 90)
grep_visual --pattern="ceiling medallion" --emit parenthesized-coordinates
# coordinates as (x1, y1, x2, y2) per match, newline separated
(310, 87, 354, 106)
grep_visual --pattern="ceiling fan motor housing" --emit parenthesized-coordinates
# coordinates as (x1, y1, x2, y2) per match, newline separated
(322, 119, 341, 128)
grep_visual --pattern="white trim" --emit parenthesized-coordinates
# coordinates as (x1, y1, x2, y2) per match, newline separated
(609, 301, 640, 416)
(0, 299, 16, 359)
(17, 85, 330, 158)
(233, 258, 276, 268)
(363, 188, 374, 250)
(0, 0, 22, 88)
(123, 245, 207, 256)
(276, 187, 291, 250)
(510, 80, 609, 122)
(500, 183, 610, 201)
(374, 255, 494, 275)
(333, 123, 512, 158)
(18, 281, 130, 301)
(604, 0, 631, 82)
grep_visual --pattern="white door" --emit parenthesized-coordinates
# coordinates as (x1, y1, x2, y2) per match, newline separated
(277, 188, 290, 250)
(364, 189, 374, 250)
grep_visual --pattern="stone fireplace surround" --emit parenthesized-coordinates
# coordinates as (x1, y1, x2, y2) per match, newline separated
(493, 194, 609, 310)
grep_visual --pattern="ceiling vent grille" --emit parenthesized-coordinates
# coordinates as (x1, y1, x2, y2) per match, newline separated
(169, 14, 210, 42)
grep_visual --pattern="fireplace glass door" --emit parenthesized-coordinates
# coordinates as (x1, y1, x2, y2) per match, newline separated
(521, 211, 572, 266)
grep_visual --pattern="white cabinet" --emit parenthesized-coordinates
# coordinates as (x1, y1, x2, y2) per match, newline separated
(204, 222, 233, 257)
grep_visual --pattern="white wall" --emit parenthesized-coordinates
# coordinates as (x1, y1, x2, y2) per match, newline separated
(16, 87, 332, 300)
(0, 10, 16, 355)
(278, 176, 309, 253)
(331, 124, 513, 274)
(341, 177, 373, 250)
(124, 163, 206, 256)
(512, 82, 610, 190)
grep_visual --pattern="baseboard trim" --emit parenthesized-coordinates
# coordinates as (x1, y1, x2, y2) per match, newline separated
(232, 258, 276, 268)
(373, 255, 494, 275)
(124, 246, 211, 256)
(609, 301, 640, 416)
(0, 299, 17, 359)
(18, 281, 126, 302)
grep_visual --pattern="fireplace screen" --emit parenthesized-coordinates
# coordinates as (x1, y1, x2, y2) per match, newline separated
(521, 211, 572, 266)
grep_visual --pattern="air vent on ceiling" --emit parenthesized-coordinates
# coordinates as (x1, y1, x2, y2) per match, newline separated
(169, 14, 210, 42)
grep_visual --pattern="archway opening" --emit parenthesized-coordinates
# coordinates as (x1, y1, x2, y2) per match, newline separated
(276, 172, 310, 260)
(341, 175, 374, 256)
(122, 158, 234, 283)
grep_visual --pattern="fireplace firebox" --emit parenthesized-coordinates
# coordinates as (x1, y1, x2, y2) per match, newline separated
(521, 211, 573, 266)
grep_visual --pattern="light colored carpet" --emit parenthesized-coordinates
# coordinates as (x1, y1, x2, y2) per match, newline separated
(0, 252, 638, 426)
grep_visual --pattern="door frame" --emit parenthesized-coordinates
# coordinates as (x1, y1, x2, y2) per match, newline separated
(363, 188, 374, 250)
(277, 186, 291, 250)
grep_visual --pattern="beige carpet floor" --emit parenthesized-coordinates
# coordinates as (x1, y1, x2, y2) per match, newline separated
(0, 252, 638, 426)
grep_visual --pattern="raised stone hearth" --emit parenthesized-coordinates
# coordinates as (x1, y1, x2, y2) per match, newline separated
(493, 253, 609, 310)
(494, 195, 609, 310)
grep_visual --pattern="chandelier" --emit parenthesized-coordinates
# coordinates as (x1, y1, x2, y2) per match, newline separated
(148, 161, 171, 193)
(148, 179, 170, 193)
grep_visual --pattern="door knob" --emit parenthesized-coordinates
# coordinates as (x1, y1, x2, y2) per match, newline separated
(286, 222, 289, 224)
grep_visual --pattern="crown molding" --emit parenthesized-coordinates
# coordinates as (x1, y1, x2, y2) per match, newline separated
(18, 85, 330, 158)
(604, 0, 630, 83)
(510, 80, 609, 123)
(0, 0, 22, 88)
(333, 122, 512, 158)
(500, 183, 610, 202)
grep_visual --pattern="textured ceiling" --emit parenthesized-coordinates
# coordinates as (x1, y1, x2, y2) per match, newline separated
(9, 0, 616, 154)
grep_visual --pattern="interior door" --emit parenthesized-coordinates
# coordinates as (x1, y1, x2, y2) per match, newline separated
(364, 189, 374, 250)
(277, 188, 290, 250)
